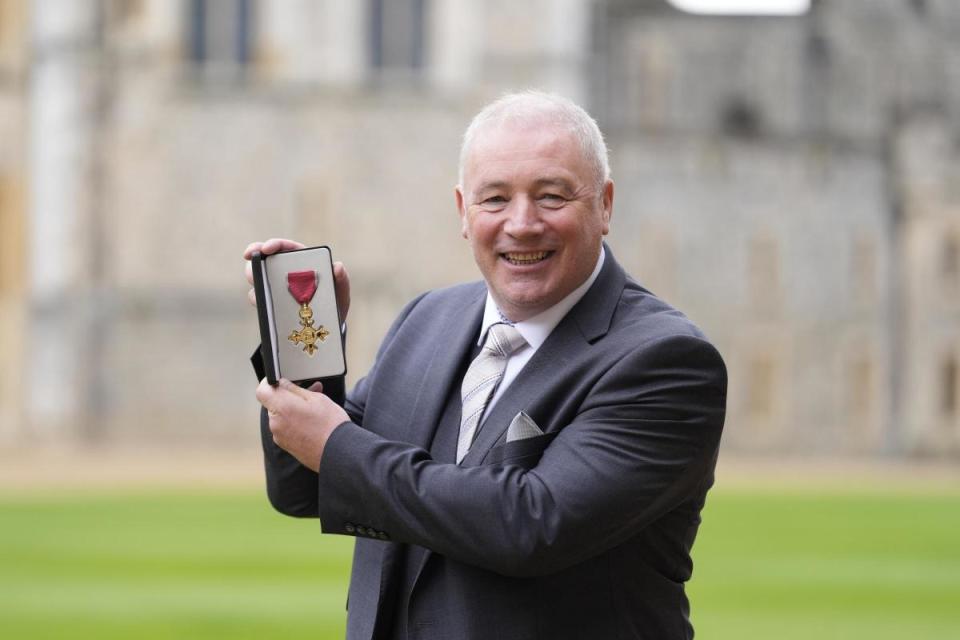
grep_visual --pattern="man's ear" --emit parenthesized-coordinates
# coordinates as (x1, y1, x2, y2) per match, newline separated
(600, 180, 614, 235)
(455, 186, 469, 239)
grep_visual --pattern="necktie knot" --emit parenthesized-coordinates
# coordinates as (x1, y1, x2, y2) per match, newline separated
(484, 323, 526, 358)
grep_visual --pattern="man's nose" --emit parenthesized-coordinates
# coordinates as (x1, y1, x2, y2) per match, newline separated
(503, 196, 544, 237)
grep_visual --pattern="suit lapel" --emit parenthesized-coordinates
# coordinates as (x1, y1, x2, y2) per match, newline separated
(461, 247, 627, 467)
(403, 286, 485, 451)
(460, 319, 582, 466)
(379, 288, 484, 627)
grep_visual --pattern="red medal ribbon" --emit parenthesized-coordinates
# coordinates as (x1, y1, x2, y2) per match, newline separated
(287, 270, 318, 304)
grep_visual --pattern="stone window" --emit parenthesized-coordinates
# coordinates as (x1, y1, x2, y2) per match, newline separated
(0, 177, 5, 291)
(186, 0, 255, 77)
(628, 32, 671, 131)
(108, 0, 147, 28)
(746, 355, 776, 421)
(0, 174, 24, 295)
(942, 234, 959, 287)
(847, 354, 874, 430)
(721, 99, 762, 138)
(637, 221, 677, 300)
(852, 235, 877, 307)
(748, 235, 781, 315)
(369, 0, 426, 75)
(0, 0, 27, 74)
(943, 355, 958, 420)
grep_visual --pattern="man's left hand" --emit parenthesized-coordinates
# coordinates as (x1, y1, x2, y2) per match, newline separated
(255, 379, 349, 472)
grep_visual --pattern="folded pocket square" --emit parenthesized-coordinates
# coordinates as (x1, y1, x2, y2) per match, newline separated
(506, 411, 544, 442)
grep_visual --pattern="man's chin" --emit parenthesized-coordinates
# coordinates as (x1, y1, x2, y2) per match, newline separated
(496, 290, 557, 322)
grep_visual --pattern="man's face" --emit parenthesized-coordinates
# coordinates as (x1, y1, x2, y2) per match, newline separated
(456, 121, 613, 322)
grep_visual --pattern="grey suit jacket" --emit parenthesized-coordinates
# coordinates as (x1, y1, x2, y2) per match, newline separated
(258, 248, 727, 640)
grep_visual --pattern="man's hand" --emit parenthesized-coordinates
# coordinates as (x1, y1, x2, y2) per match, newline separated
(255, 379, 350, 472)
(243, 238, 351, 323)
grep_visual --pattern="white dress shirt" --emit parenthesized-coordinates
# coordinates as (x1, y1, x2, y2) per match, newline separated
(475, 246, 606, 423)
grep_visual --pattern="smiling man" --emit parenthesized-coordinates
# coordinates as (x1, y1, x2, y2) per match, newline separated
(246, 91, 727, 640)
(455, 103, 613, 322)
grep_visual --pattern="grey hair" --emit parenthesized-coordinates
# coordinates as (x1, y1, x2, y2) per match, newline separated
(458, 90, 611, 193)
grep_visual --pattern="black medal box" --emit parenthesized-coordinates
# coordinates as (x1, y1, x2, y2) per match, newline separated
(251, 245, 346, 385)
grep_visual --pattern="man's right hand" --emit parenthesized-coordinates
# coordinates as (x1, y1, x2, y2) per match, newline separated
(243, 238, 351, 323)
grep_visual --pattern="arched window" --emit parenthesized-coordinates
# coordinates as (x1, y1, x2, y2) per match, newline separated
(747, 355, 776, 421)
(942, 235, 959, 285)
(943, 355, 958, 419)
(852, 235, 877, 307)
(847, 354, 874, 431)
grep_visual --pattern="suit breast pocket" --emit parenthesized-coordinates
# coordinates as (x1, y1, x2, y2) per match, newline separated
(485, 432, 558, 470)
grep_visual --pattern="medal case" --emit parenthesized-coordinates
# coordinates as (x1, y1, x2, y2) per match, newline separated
(251, 246, 347, 384)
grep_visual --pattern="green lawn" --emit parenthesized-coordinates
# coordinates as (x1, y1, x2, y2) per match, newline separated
(1, 487, 957, 639)
(688, 490, 960, 639)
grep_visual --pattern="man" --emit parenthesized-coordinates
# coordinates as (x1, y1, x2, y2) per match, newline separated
(244, 91, 727, 639)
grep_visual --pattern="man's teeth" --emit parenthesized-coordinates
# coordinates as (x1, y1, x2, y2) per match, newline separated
(504, 251, 549, 264)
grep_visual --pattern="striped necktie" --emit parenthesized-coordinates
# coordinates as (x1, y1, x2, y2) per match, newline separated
(456, 323, 527, 464)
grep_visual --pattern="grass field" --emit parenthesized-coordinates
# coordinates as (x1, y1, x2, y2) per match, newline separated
(1, 486, 958, 639)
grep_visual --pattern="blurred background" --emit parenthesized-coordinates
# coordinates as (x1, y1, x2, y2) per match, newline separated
(0, 0, 958, 638)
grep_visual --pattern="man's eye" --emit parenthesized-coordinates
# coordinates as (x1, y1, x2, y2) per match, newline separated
(480, 196, 508, 208)
(539, 194, 566, 207)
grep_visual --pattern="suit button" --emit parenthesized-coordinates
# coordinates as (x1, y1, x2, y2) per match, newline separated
(357, 526, 368, 536)
(344, 523, 356, 534)
(378, 531, 389, 540)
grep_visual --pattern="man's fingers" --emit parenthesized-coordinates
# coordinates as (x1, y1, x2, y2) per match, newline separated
(259, 379, 312, 414)
(262, 238, 306, 255)
(243, 241, 263, 260)
(255, 378, 280, 413)
(278, 378, 312, 401)
(248, 288, 257, 307)
(307, 381, 324, 393)
(245, 239, 305, 308)
(246, 238, 306, 261)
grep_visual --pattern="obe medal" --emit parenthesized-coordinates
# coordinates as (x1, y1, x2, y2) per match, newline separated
(286, 270, 330, 356)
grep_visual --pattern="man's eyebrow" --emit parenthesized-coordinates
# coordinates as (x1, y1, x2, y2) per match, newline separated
(472, 177, 577, 198)
(476, 177, 575, 190)
(531, 177, 575, 190)
(474, 180, 510, 193)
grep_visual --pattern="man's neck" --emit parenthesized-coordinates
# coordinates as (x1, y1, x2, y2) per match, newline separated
(480, 246, 606, 349)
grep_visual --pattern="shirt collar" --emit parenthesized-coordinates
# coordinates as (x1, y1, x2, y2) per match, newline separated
(479, 246, 606, 349)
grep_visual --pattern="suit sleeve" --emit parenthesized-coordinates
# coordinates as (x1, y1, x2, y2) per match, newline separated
(253, 347, 349, 517)
(315, 333, 727, 577)
(257, 293, 430, 518)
